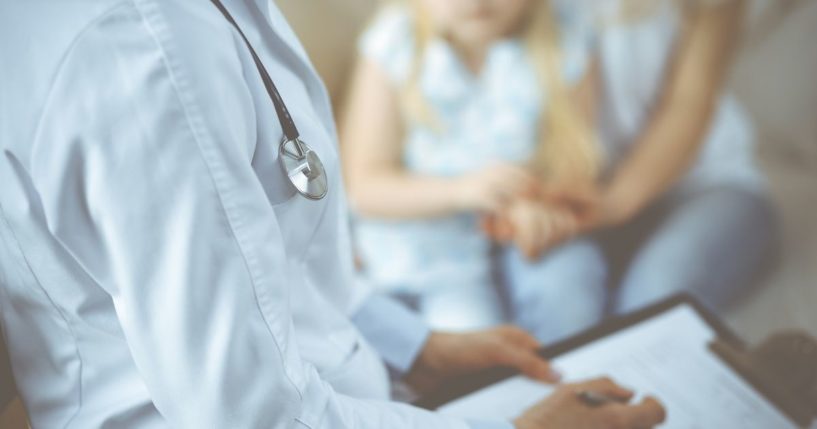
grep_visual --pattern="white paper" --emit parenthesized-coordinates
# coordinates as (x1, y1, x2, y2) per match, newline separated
(439, 305, 799, 429)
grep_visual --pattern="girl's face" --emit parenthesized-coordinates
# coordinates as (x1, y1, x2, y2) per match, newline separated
(419, 0, 534, 45)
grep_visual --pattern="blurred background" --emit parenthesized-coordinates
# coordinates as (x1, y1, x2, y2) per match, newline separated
(276, 0, 817, 343)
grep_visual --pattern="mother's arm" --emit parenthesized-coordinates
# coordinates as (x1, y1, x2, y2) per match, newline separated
(599, 0, 746, 225)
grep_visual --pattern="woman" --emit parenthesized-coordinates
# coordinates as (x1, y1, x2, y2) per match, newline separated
(497, 0, 778, 342)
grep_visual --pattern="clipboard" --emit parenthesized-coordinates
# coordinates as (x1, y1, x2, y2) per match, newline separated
(414, 294, 813, 428)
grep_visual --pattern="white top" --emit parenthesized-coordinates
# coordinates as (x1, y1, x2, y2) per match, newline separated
(0, 1, 473, 428)
(353, 6, 591, 297)
(593, 0, 765, 193)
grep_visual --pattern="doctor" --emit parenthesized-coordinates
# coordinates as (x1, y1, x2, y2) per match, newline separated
(0, 0, 664, 428)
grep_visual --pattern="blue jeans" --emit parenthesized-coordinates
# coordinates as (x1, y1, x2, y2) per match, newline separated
(499, 186, 780, 344)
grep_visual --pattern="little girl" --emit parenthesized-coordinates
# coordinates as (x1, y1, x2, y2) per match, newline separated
(341, 0, 597, 331)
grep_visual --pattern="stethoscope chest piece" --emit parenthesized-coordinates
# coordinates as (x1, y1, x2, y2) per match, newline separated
(210, 0, 330, 201)
(279, 138, 328, 200)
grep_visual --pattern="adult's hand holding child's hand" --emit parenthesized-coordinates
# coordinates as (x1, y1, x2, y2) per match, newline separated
(481, 180, 640, 260)
(538, 182, 638, 235)
(504, 200, 578, 260)
(481, 197, 581, 260)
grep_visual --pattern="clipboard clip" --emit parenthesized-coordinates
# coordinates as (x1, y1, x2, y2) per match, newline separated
(710, 331, 817, 428)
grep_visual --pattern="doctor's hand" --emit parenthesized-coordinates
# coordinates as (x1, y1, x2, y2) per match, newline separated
(405, 326, 560, 395)
(514, 378, 666, 429)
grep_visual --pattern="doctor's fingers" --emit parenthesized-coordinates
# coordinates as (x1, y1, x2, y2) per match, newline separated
(573, 378, 635, 401)
(493, 325, 541, 350)
(490, 339, 560, 383)
(599, 397, 667, 429)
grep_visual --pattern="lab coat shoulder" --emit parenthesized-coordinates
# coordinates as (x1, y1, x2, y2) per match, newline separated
(30, 0, 258, 167)
(9, 1, 477, 428)
(26, 2, 315, 427)
(30, 0, 249, 273)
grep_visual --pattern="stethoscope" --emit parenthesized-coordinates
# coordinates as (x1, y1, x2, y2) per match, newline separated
(211, 0, 328, 200)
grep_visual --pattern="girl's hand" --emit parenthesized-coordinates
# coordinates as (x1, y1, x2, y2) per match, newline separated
(452, 163, 540, 213)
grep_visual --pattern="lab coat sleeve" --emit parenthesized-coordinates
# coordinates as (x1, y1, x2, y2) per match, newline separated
(352, 293, 431, 375)
(27, 3, 476, 429)
(350, 296, 516, 429)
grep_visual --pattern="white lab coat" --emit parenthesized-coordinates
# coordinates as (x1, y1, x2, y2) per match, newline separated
(0, 1, 473, 428)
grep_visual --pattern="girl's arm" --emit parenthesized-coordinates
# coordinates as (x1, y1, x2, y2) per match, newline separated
(600, 0, 746, 224)
(493, 59, 602, 255)
(340, 58, 536, 219)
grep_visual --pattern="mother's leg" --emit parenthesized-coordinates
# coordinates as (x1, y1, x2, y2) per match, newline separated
(500, 240, 609, 344)
(613, 187, 779, 314)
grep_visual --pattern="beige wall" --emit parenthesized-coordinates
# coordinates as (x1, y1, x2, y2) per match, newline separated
(732, 0, 817, 163)
(278, 0, 817, 161)
(276, 0, 379, 108)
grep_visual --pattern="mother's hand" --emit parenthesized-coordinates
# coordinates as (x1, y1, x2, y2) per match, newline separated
(482, 181, 639, 259)
(482, 199, 579, 261)
(537, 182, 637, 235)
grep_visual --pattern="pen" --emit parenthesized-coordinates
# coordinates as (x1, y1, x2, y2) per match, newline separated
(576, 390, 630, 407)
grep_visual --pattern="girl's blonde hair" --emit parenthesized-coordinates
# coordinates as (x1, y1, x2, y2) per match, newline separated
(399, 0, 602, 184)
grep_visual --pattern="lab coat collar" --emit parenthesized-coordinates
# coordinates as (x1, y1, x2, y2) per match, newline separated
(252, 0, 272, 21)
(243, 0, 314, 73)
